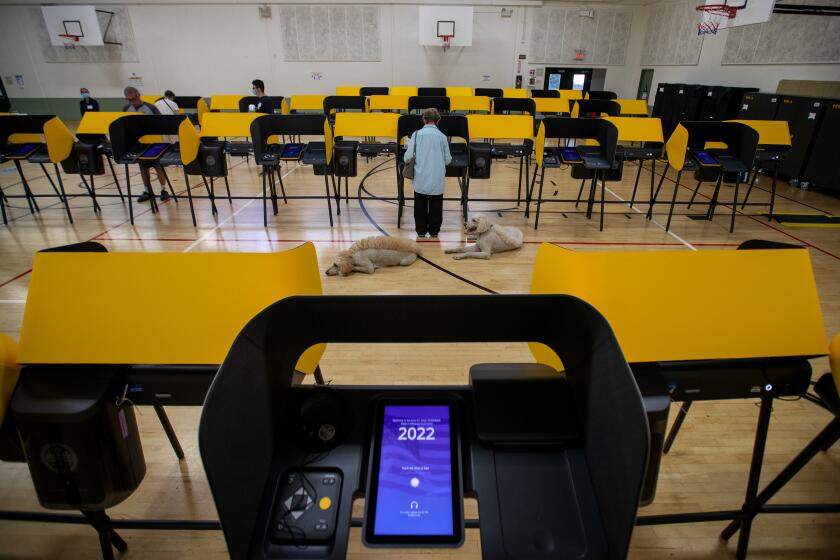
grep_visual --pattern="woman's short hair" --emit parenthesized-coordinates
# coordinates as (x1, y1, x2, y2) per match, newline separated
(422, 108, 441, 123)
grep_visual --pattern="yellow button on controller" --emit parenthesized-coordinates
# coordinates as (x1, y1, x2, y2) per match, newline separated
(319, 497, 331, 510)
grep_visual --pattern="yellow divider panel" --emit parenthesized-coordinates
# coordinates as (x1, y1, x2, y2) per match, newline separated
(43, 116, 74, 163)
(466, 114, 533, 141)
(199, 112, 261, 138)
(197, 98, 210, 124)
(665, 124, 689, 171)
(290, 95, 327, 112)
(558, 90, 585, 103)
(529, 243, 827, 369)
(502, 88, 529, 98)
(210, 95, 245, 111)
(18, 244, 326, 373)
(446, 87, 473, 97)
(601, 116, 664, 143)
(334, 112, 399, 139)
(727, 119, 792, 147)
(76, 111, 141, 135)
(0, 334, 19, 424)
(830, 334, 840, 399)
(390, 86, 418, 96)
(534, 98, 570, 115)
(336, 86, 362, 96)
(449, 96, 491, 112)
(178, 119, 200, 165)
(368, 95, 409, 111)
(616, 99, 649, 116)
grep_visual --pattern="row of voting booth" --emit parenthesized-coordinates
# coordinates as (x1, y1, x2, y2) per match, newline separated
(1, 105, 791, 232)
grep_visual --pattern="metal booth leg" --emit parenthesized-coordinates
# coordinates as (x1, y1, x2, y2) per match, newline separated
(153, 405, 185, 460)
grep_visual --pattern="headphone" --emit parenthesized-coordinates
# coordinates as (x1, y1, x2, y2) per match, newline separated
(295, 388, 352, 451)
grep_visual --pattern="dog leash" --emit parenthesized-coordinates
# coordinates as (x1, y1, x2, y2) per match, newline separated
(354, 161, 498, 295)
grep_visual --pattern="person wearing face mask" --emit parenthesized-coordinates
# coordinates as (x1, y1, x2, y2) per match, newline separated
(250, 79, 277, 114)
(79, 87, 99, 115)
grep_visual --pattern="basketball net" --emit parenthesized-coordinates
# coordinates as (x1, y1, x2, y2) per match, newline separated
(441, 35, 451, 52)
(59, 34, 80, 50)
(696, 4, 739, 35)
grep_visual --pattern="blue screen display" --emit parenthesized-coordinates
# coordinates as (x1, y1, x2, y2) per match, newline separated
(373, 405, 453, 536)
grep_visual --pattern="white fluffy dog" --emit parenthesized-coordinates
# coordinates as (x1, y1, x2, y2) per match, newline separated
(445, 216, 523, 260)
(326, 236, 422, 276)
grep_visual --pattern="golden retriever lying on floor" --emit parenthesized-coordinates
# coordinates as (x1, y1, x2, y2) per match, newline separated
(445, 215, 523, 260)
(326, 236, 422, 276)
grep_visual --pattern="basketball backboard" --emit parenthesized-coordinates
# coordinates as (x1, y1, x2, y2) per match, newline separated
(418, 6, 473, 47)
(41, 5, 104, 46)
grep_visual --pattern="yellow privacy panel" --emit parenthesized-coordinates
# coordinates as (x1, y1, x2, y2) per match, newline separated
(534, 98, 570, 114)
(602, 116, 664, 143)
(178, 119, 200, 165)
(18, 244, 325, 372)
(368, 95, 409, 111)
(830, 334, 840, 398)
(449, 96, 491, 112)
(446, 87, 473, 97)
(466, 114, 533, 140)
(529, 243, 827, 370)
(210, 95, 245, 111)
(665, 124, 689, 171)
(290, 95, 327, 112)
(334, 112, 399, 139)
(336, 86, 361, 96)
(76, 111, 140, 135)
(535, 121, 546, 166)
(502, 88, 529, 98)
(200, 112, 261, 138)
(558, 90, 585, 102)
(727, 119, 792, 146)
(390, 86, 418, 96)
(616, 99, 649, 116)
(0, 334, 19, 424)
(43, 116, 74, 163)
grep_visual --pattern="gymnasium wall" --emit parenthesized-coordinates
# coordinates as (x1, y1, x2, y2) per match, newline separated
(0, 0, 643, 119)
(638, 0, 840, 99)
(1, 0, 838, 121)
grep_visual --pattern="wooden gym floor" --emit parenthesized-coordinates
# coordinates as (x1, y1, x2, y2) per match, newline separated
(0, 144, 839, 559)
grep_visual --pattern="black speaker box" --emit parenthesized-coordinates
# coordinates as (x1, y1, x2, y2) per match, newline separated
(11, 367, 146, 511)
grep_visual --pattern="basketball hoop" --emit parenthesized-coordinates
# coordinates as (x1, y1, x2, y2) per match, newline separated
(696, 3, 740, 35)
(58, 33, 81, 49)
(441, 35, 452, 51)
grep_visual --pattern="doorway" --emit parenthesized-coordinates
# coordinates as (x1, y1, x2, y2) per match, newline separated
(637, 69, 654, 101)
(544, 68, 593, 91)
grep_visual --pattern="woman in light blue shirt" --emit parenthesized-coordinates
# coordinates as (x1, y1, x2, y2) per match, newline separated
(404, 108, 452, 239)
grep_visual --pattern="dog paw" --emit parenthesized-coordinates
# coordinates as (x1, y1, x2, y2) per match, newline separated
(452, 253, 466, 260)
(444, 248, 457, 254)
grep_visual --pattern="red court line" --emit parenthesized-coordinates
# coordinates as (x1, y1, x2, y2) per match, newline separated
(649, 167, 840, 261)
(95, 236, 740, 247)
(0, 268, 33, 289)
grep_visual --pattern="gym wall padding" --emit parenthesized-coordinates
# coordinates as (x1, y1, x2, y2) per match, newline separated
(528, 6, 633, 65)
(640, 0, 705, 66)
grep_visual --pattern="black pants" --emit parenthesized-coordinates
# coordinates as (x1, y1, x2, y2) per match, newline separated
(414, 192, 443, 236)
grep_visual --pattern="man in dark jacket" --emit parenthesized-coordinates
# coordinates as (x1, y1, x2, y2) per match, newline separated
(79, 87, 99, 115)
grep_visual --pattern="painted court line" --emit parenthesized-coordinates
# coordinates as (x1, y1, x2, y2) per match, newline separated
(0, 299, 26, 304)
(181, 164, 302, 253)
(604, 186, 697, 251)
